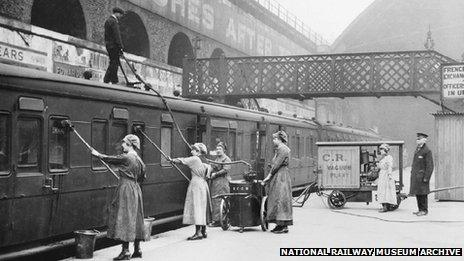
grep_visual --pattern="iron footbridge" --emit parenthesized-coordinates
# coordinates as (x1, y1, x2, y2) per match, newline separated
(182, 51, 456, 108)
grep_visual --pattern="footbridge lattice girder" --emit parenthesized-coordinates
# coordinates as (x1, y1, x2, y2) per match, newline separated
(182, 51, 455, 100)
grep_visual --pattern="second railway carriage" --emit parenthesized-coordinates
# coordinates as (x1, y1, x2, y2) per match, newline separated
(0, 63, 380, 254)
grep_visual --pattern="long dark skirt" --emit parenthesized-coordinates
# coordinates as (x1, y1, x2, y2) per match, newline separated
(211, 176, 229, 222)
(266, 167, 293, 226)
(107, 178, 145, 242)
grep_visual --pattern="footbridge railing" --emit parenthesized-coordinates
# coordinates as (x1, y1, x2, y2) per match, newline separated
(182, 51, 455, 100)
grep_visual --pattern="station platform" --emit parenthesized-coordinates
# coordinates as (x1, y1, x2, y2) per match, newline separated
(65, 168, 464, 260)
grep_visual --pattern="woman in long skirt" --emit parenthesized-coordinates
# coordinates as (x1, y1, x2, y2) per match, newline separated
(262, 131, 292, 233)
(92, 134, 146, 260)
(209, 142, 231, 226)
(170, 143, 211, 240)
(377, 143, 397, 212)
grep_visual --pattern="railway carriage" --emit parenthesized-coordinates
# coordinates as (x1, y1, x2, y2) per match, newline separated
(0, 63, 379, 254)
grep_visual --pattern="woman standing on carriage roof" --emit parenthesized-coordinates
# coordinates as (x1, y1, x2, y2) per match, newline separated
(169, 143, 211, 240)
(91, 134, 146, 260)
(262, 131, 292, 234)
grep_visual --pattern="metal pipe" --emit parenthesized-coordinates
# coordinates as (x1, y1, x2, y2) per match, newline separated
(0, 215, 183, 260)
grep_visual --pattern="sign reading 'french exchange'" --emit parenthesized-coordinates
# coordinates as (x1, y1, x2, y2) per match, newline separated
(442, 63, 464, 99)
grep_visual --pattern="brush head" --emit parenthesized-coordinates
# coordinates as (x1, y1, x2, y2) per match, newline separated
(133, 125, 142, 133)
(60, 120, 74, 131)
(144, 83, 152, 91)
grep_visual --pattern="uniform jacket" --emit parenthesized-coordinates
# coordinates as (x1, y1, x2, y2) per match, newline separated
(267, 143, 293, 225)
(409, 144, 434, 195)
(104, 15, 123, 50)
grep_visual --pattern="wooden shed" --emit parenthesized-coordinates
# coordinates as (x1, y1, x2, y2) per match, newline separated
(434, 112, 464, 201)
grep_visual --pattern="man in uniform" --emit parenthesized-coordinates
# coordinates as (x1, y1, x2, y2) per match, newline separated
(409, 132, 434, 216)
(103, 7, 125, 84)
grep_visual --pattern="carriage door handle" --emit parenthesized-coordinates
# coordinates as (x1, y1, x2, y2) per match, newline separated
(43, 177, 59, 192)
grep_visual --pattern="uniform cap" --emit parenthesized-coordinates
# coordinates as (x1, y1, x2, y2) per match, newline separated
(416, 132, 428, 138)
(112, 7, 125, 15)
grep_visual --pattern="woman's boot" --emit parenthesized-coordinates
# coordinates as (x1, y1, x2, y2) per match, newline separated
(132, 240, 142, 258)
(201, 225, 207, 238)
(378, 203, 388, 212)
(113, 242, 131, 260)
(187, 225, 203, 240)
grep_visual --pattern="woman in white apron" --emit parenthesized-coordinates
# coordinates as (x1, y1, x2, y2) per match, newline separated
(170, 143, 211, 240)
(377, 143, 397, 212)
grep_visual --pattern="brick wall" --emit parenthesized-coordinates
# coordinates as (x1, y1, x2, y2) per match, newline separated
(0, 0, 245, 65)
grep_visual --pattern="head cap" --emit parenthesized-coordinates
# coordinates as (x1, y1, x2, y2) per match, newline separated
(123, 134, 140, 150)
(192, 143, 208, 155)
(379, 143, 390, 152)
(216, 141, 227, 151)
(416, 132, 428, 139)
(272, 130, 288, 143)
(112, 7, 125, 15)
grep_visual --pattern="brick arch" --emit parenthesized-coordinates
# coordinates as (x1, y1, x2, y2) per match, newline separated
(31, 0, 87, 39)
(167, 32, 194, 68)
(119, 11, 150, 58)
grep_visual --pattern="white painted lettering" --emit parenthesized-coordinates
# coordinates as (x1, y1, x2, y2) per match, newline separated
(202, 4, 214, 30)
(171, 0, 185, 17)
(257, 34, 265, 55)
(226, 18, 236, 42)
(188, 0, 200, 25)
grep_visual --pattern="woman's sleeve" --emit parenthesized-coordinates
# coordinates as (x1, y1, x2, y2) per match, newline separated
(269, 147, 289, 176)
(99, 154, 127, 165)
(178, 156, 196, 167)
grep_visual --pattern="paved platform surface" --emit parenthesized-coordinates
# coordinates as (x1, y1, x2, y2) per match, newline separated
(66, 168, 464, 260)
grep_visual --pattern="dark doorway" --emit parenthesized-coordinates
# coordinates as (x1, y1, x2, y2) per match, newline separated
(119, 11, 150, 58)
(167, 32, 194, 68)
(209, 47, 225, 78)
(210, 48, 225, 58)
(31, 0, 87, 39)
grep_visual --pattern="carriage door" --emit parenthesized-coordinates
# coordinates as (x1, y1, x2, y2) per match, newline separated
(10, 97, 55, 244)
(256, 122, 269, 180)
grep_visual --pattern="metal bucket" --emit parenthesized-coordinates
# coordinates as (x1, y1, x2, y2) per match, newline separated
(74, 230, 99, 259)
(143, 217, 155, 241)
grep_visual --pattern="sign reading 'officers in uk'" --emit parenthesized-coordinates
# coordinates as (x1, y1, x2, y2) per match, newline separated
(442, 63, 464, 98)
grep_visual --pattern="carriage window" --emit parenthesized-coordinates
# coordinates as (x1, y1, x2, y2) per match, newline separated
(310, 137, 316, 157)
(49, 117, 69, 172)
(17, 117, 42, 169)
(210, 129, 228, 152)
(291, 136, 297, 157)
(236, 133, 243, 160)
(229, 131, 236, 160)
(296, 136, 301, 158)
(110, 122, 127, 155)
(160, 127, 172, 167)
(0, 114, 10, 174)
(259, 133, 266, 160)
(250, 131, 257, 159)
(305, 137, 310, 157)
(91, 120, 108, 169)
(186, 127, 196, 144)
